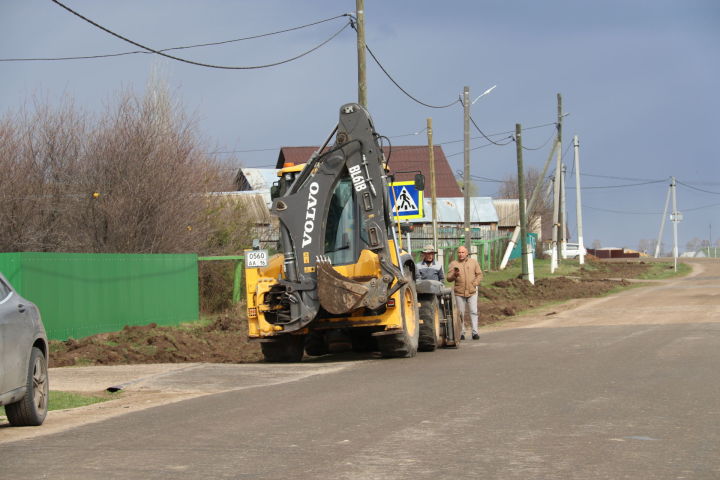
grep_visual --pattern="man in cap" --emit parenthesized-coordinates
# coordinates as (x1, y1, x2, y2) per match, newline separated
(416, 244, 444, 281)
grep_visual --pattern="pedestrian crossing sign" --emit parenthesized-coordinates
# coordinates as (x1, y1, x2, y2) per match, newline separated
(388, 181, 423, 220)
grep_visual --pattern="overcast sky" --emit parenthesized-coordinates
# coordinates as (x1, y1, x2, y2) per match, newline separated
(2, 1, 718, 252)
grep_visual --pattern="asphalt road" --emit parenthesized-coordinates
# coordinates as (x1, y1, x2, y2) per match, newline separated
(1, 259, 719, 479)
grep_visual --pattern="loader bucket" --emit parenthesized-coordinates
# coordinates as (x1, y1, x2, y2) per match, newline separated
(316, 255, 376, 314)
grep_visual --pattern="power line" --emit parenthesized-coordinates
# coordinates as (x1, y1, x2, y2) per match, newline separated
(1, 13, 351, 62)
(567, 179, 667, 190)
(206, 120, 557, 157)
(581, 172, 667, 183)
(676, 180, 720, 195)
(361, 42, 459, 109)
(519, 129, 556, 151)
(585, 200, 720, 215)
(50, 0, 351, 70)
(468, 114, 514, 146)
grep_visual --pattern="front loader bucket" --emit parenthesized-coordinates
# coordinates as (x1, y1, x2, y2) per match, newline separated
(316, 255, 375, 314)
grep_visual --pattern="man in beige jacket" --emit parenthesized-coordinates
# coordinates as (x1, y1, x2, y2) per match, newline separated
(446, 245, 483, 340)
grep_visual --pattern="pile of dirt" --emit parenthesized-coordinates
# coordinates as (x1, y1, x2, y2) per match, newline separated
(49, 261, 652, 366)
(49, 314, 262, 368)
(477, 276, 630, 326)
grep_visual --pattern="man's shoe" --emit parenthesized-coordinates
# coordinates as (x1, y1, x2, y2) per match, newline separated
(460, 334, 465, 340)
(472, 333, 480, 340)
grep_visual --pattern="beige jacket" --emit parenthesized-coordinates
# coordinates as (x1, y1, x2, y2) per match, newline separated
(446, 256, 483, 297)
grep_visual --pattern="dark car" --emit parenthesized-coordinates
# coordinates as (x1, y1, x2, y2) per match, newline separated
(0, 273, 49, 426)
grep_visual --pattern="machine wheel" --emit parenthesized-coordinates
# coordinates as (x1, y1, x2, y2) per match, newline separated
(377, 278, 420, 358)
(418, 296, 440, 352)
(304, 331, 328, 357)
(350, 329, 376, 353)
(6, 347, 49, 426)
(261, 335, 305, 362)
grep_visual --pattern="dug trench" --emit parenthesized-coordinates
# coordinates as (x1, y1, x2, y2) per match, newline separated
(48, 260, 654, 367)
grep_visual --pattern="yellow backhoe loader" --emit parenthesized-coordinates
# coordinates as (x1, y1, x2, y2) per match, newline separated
(245, 103, 462, 362)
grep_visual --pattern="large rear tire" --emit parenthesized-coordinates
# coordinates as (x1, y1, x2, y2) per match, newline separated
(261, 335, 305, 362)
(377, 279, 420, 358)
(418, 296, 440, 352)
(6, 347, 49, 426)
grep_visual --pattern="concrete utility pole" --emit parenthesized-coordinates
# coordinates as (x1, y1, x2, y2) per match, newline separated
(561, 164, 567, 257)
(463, 86, 471, 249)
(356, 0, 367, 108)
(427, 117, 438, 248)
(573, 135, 585, 265)
(671, 176, 680, 271)
(654, 183, 672, 258)
(551, 94, 563, 273)
(516, 124, 530, 282)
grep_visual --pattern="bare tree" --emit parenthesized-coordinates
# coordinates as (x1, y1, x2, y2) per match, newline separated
(0, 83, 232, 254)
(497, 166, 552, 239)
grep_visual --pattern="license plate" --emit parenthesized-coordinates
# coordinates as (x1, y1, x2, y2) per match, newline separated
(245, 249, 269, 268)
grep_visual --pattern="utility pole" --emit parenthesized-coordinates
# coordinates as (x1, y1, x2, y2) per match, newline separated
(463, 86, 471, 249)
(551, 94, 563, 273)
(671, 176, 680, 271)
(561, 164, 567, 256)
(499, 139, 559, 270)
(516, 124, 530, 281)
(573, 135, 585, 265)
(355, 0, 367, 108)
(427, 117, 438, 248)
(654, 183, 671, 258)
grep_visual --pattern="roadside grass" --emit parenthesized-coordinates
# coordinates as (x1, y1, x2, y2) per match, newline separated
(1, 391, 116, 421)
(49, 391, 117, 411)
(483, 258, 690, 284)
(483, 258, 582, 284)
(638, 262, 691, 279)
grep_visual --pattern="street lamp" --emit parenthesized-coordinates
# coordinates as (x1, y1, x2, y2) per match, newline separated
(472, 85, 496, 105)
(463, 84, 496, 249)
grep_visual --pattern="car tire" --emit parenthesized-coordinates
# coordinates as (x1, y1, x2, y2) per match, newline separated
(5, 346, 49, 426)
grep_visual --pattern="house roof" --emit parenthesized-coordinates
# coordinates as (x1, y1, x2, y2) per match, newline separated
(406, 197, 498, 224)
(277, 146, 462, 198)
(236, 168, 278, 191)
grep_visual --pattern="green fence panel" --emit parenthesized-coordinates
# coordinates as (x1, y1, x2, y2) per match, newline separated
(0, 252, 199, 340)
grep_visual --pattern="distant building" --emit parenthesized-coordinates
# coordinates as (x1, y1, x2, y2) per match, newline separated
(234, 168, 279, 207)
(276, 146, 463, 197)
(492, 198, 543, 241)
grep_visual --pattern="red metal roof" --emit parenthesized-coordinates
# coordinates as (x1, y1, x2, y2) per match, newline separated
(277, 146, 462, 198)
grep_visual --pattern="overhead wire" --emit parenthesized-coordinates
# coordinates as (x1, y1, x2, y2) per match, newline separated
(676, 180, 720, 195)
(566, 179, 667, 190)
(468, 114, 514, 146)
(49, 0, 352, 70)
(1, 13, 351, 62)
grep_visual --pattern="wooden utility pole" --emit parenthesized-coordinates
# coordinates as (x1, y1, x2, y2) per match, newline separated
(551, 93, 563, 273)
(463, 86, 471, 249)
(499, 139, 559, 270)
(427, 117, 438, 248)
(516, 124, 529, 281)
(573, 135, 585, 265)
(356, 0, 367, 108)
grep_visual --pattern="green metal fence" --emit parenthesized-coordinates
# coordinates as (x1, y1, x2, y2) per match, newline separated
(412, 235, 511, 273)
(0, 252, 199, 340)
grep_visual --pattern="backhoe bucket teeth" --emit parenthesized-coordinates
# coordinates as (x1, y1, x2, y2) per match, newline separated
(316, 256, 371, 314)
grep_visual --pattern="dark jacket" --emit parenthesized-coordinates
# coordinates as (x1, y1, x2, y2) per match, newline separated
(416, 259, 444, 282)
